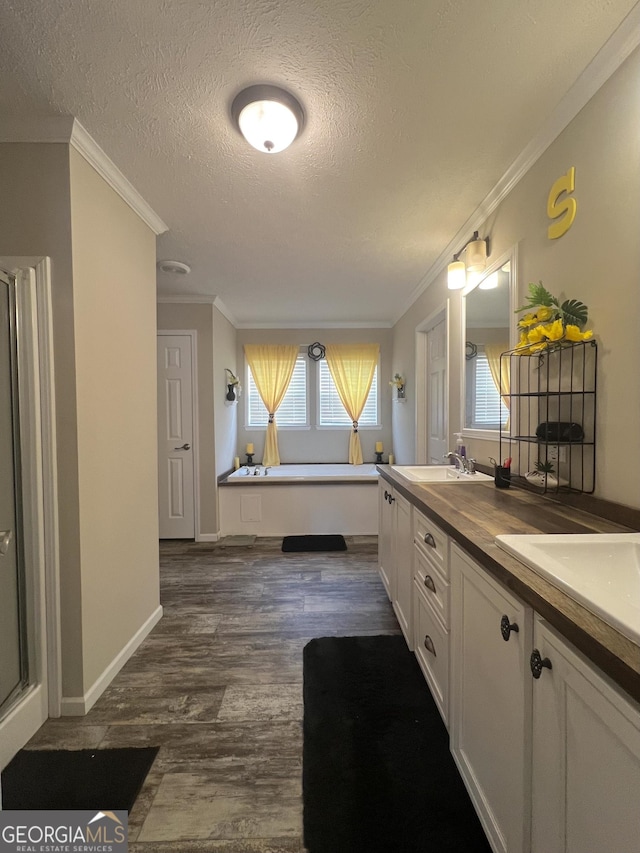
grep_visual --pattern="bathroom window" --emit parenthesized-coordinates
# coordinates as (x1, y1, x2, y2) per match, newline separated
(318, 361, 379, 427)
(246, 355, 308, 427)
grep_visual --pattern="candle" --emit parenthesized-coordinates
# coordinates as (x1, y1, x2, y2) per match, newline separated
(388, 453, 395, 465)
(246, 443, 254, 454)
(375, 441, 383, 453)
(233, 456, 240, 470)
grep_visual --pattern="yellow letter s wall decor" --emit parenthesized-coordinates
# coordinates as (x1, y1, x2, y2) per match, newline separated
(547, 166, 577, 239)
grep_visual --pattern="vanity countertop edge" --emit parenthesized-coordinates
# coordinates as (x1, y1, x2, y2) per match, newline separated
(378, 465, 640, 705)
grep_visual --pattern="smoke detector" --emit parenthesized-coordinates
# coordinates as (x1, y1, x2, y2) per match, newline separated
(157, 260, 191, 275)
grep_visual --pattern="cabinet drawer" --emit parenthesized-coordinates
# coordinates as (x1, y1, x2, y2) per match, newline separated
(413, 510, 448, 575)
(414, 580, 449, 726)
(414, 546, 450, 628)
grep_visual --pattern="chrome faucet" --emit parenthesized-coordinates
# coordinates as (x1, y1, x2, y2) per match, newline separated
(445, 451, 466, 472)
(444, 451, 476, 474)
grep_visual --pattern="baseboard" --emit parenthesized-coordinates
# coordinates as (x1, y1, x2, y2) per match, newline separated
(60, 605, 163, 716)
(196, 532, 219, 542)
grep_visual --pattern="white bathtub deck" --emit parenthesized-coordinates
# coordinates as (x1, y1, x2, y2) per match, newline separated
(219, 464, 378, 536)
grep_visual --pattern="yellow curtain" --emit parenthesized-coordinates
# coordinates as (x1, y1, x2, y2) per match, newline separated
(485, 343, 510, 428)
(325, 343, 379, 464)
(244, 344, 298, 466)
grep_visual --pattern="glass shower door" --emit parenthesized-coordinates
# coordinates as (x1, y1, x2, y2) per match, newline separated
(0, 270, 28, 717)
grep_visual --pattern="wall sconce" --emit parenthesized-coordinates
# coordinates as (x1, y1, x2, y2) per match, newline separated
(225, 369, 240, 405)
(447, 231, 490, 290)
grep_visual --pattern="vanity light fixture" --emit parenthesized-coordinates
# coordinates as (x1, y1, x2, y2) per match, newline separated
(447, 231, 490, 290)
(231, 85, 304, 154)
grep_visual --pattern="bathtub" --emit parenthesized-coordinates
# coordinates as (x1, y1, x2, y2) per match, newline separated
(219, 463, 379, 536)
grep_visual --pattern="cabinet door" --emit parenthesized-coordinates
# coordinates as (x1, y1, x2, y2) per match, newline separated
(378, 481, 394, 600)
(450, 544, 532, 853)
(414, 583, 449, 725)
(531, 618, 640, 853)
(393, 492, 413, 648)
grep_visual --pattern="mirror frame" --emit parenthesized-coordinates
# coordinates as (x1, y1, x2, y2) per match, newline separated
(460, 245, 518, 441)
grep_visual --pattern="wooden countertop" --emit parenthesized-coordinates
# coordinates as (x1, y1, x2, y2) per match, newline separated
(378, 466, 640, 705)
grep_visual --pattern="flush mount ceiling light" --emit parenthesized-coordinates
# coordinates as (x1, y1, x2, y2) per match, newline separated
(447, 231, 490, 290)
(157, 260, 191, 275)
(231, 85, 304, 154)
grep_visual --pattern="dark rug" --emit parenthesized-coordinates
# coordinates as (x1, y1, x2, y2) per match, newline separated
(1, 747, 159, 811)
(303, 635, 491, 853)
(282, 534, 347, 552)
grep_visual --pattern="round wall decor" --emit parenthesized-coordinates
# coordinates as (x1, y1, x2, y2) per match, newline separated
(307, 342, 326, 361)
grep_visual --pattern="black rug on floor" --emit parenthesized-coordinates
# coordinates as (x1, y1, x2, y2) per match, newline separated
(1, 747, 159, 811)
(282, 534, 347, 552)
(303, 635, 491, 853)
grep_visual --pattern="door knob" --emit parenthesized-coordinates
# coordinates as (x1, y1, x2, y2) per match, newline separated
(0, 529, 13, 556)
(174, 443, 191, 451)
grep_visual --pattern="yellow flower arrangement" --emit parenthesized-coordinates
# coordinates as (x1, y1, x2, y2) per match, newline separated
(514, 282, 593, 354)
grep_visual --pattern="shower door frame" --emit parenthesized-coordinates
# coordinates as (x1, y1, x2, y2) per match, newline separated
(0, 257, 61, 772)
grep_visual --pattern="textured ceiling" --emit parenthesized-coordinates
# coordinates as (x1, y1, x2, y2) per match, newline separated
(0, 0, 637, 325)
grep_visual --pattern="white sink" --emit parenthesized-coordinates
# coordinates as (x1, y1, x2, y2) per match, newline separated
(392, 465, 492, 483)
(495, 533, 640, 644)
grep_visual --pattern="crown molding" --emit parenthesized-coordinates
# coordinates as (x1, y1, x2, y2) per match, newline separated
(157, 294, 215, 304)
(0, 115, 168, 235)
(213, 297, 238, 327)
(69, 120, 168, 235)
(235, 319, 393, 329)
(394, 4, 640, 325)
(156, 294, 239, 326)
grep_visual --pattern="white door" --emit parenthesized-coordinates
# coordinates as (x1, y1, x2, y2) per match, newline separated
(427, 318, 448, 464)
(157, 334, 195, 539)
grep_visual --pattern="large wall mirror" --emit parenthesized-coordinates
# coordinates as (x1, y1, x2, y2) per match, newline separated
(462, 249, 516, 439)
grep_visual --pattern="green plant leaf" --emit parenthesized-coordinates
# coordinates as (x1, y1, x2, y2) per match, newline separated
(560, 299, 588, 328)
(515, 281, 556, 313)
(535, 459, 555, 473)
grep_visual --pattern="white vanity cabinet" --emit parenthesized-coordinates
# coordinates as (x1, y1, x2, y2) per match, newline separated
(413, 509, 450, 725)
(377, 480, 413, 648)
(450, 543, 533, 853)
(530, 616, 640, 853)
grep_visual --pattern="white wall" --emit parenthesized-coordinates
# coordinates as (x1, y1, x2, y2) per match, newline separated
(0, 141, 161, 703)
(392, 44, 640, 508)
(70, 148, 160, 694)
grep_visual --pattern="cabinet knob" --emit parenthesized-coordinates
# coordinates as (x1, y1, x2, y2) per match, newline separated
(424, 635, 436, 656)
(388, 494, 395, 503)
(500, 614, 519, 641)
(530, 649, 552, 679)
(384, 489, 390, 501)
(423, 532, 436, 548)
(423, 574, 436, 593)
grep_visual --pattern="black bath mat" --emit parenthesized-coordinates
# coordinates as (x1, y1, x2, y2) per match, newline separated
(303, 635, 491, 853)
(282, 534, 347, 552)
(1, 746, 159, 811)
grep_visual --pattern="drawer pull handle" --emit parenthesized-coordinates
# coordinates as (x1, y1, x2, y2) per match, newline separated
(424, 635, 436, 656)
(423, 575, 436, 593)
(424, 532, 436, 548)
(500, 614, 519, 641)
(530, 649, 552, 679)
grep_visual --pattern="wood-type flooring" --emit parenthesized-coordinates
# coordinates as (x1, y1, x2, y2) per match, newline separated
(24, 536, 399, 852)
